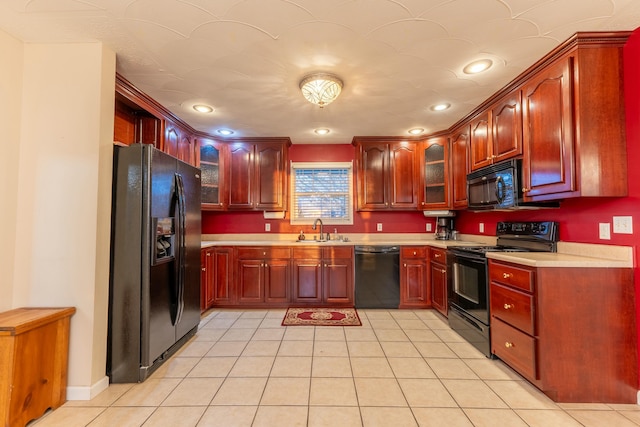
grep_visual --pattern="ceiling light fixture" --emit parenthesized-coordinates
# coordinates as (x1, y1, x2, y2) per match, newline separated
(430, 103, 451, 112)
(217, 129, 234, 136)
(299, 73, 343, 108)
(193, 104, 213, 113)
(408, 128, 424, 135)
(463, 59, 493, 74)
(314, 128, 330, 135)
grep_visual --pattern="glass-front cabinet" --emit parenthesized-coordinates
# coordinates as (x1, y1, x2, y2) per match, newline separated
(421, 136, 450, 209)
(197, 137, 226, 210)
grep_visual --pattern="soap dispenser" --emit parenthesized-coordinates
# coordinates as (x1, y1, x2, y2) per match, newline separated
(297, 230, 305, 241)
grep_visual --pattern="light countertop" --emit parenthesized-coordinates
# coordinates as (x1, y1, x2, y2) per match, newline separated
(201, 234, 633, 268)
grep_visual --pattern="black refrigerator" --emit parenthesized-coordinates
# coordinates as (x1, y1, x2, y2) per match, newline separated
(107, 143, 201, 383)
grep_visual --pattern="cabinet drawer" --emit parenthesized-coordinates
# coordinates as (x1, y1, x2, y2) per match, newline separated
(429, 248, 447, 263)
(490, 283, 535, 335)
(401, 246, 427, 259)
(293, 247, 322, 259)
(491, 317, 537, 380)
(489, 260, 534, 292)
(323, 246, 353, 259)
(237, 247, 291, 259)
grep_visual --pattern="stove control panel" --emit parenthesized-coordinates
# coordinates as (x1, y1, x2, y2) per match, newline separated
(496, 221, 559, 242)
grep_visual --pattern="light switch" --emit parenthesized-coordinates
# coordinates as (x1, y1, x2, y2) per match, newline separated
(265, 223, 271, 232)
(426, 223, 432, 232)
(377, 223, 383, 231)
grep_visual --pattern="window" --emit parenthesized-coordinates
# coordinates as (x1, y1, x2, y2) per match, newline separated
(290, 162, 353, 225)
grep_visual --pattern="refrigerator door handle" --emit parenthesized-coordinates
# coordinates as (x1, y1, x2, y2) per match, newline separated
(174, 172, 186, 325)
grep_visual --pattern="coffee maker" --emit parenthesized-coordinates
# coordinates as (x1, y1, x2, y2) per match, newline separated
(435, 217, 454, 240)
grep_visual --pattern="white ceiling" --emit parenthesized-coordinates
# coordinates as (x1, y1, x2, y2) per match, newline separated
(1, 0, 640, 144)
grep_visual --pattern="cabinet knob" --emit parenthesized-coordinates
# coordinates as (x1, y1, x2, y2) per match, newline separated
(503, 303, 514, 310)
(206, 253, 211, 257)
(434, 253, 441, 258)
(522, 187, 529, 192)
(505, 342, 514, 348)
(403, 263, 407, 267)
(502, 272, 512, 279)
(440, 269, 446, 274)
(413, 251, 417, 256)
(201, 268, 206, 272)
(324, 264, 328, 267)
(263, 252, 266, 256)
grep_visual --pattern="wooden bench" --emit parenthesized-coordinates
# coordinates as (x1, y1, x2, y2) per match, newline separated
(0, 307, 76, 427)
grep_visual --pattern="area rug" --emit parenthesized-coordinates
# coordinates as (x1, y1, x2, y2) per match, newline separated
(282, 307, 362, 326)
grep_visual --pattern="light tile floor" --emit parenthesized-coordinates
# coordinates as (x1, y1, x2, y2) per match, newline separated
(31, 309, 640, 427)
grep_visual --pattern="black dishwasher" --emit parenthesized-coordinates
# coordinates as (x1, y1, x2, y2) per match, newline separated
(354, 246, 400, 308)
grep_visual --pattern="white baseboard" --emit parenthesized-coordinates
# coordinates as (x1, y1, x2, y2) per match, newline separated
(66, 376, 109, 401)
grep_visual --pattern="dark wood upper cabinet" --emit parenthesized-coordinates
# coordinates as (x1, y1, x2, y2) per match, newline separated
(197, 137, 227, 210)
(469, 113, 492, 171)
(420, 136, 450, 209)
(521, 34, 628, 201)
(354, 137, 419, 211)
(227, 138, 290, 211)
(491, 91, 523, 163)
(450, 126, 469, 209)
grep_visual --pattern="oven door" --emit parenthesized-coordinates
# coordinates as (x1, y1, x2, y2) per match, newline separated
(447, 251, 489, 325)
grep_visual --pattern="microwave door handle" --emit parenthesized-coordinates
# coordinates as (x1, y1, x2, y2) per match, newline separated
(495, 176, 506, 204)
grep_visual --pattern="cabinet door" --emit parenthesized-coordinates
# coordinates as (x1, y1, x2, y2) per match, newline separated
(203, 249, 215, 309)
(389, 142, 418, 209)
(199, 138, 226, 210)
(265, 259, 290, 303)
(255, 144, 287, 210)
(164, 126, 179, 159)
(228, 143, 254, 209)
(469, 113, 492, 171)
(450, 128, 469, 209)
(430, 261, 447, 316)
(522, 57, 575, 198)
(400, 260, 428, 306)
(213, 248, 233, 305)
(323, 258, 353, 305)
(491, 92, 523, 163)
(293, 259, 322, 303)
(358, 143, 389, 210)
(237, 259, 263, 303)
(422, 136, 450, 209)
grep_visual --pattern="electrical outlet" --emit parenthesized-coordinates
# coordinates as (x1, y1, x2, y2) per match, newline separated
(426, 223, 432, 232)
(599, 223, 611, 240)
(377, 223, 383, 232)
(479, 223, 485, 233)
(265, 223, 270, 232)
(613, 216, 633, 234)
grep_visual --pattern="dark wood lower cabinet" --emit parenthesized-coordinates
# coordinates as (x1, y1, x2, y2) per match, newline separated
(430, 248, 448, 316)
(399, 246, 430, 308)
(292, 246, 354, 306)
(201, 247, 233, 311)
(489, 259, 638, 403)
(236, 247, 291, 306)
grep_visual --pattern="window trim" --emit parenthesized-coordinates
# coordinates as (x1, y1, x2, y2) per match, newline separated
(289, 161, 354, 226)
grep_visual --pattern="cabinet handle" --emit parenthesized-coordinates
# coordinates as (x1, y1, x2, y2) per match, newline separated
(503, 303, 514, 310)
(434, 253, 441, 258)
(413, 251, 417, 256)
(502, 272, 512, 279)
(505, 342, 514, 348)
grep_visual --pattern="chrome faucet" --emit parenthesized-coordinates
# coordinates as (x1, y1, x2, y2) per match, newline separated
(312, 218, 324, 241)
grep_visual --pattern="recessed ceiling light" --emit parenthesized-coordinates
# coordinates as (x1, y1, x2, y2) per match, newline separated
(193, 104, 213, 113)
(314, 128, 330, 135)
(408, 128, 424, 135)
(463, 59, 493, 74)
(217, 129, 234, 136)
(430, 103, 451, 112)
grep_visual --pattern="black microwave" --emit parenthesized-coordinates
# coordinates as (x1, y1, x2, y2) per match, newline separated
(466, 159, 558, 210)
